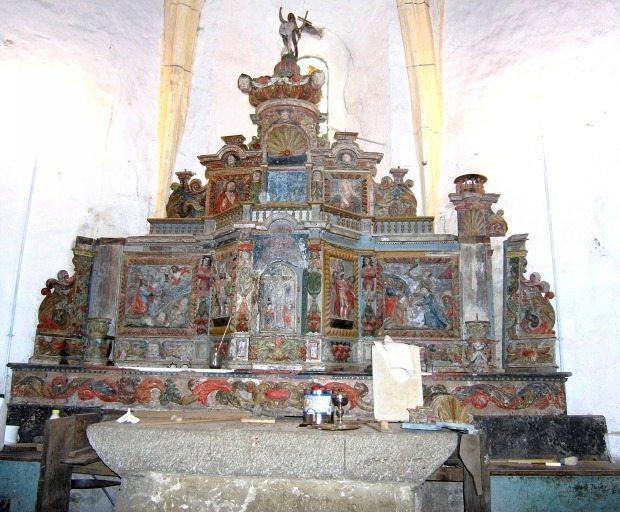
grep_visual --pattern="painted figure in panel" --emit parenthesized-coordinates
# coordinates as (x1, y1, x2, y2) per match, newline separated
(329, 258, 356, 329)
(327, 177, 363, 213)
(215, 180, 241, 214)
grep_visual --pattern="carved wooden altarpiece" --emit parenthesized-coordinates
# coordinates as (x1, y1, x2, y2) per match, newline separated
(11, 21, 568, 424)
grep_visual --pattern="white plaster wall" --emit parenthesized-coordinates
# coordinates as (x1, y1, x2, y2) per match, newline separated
(176, 0, 417, 186)
(441, 0, 620, 432)
(0, 0, 162, 392)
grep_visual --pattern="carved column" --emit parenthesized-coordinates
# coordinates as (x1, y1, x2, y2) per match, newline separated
(449, 174, 507, 372)
(503, 234, 557, 373)
(304, 240, 323, 366)
(88, 238, 126, 335)
(230, 239, 253, 365)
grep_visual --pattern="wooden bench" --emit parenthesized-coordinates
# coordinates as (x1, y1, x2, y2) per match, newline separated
(0, 413, 119, 511)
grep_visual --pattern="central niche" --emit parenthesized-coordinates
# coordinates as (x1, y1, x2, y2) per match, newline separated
(259, 261, 298, 334)
(265, 124, 309, 203)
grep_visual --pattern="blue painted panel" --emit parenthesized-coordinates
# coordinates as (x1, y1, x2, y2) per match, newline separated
(0, 460, 39, 512)
(266, 170, 307, 203)
(491, 475, 620, 512)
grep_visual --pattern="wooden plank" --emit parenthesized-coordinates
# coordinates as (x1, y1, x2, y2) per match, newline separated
(36, 413, 102, 512)
(461, 434, 491, 512)
(62, 446, 99, 466)
(1, 443, 41, 452)
(0, 449, 42, 462)
(72, 461, 118, 478)
(36, 416, 76, 512)
(490, 461, 620, 477)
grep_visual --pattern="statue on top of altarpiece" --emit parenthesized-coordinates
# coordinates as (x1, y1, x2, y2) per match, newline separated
(278, 8, 323, 57)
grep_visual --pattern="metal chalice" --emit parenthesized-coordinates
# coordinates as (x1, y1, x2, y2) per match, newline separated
(331, 392, 349, 426)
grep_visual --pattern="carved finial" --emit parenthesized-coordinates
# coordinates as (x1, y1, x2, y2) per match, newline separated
(389, 167, 408, 185)
(454, 173, 487, 194)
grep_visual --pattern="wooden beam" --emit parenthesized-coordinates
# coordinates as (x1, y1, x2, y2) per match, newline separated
(396, 0, 443, 216)
(155, 0, 205, 216)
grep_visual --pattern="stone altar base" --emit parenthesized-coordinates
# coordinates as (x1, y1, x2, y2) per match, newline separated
(118, 474, 418, 512)
(87, 419, 458, 512)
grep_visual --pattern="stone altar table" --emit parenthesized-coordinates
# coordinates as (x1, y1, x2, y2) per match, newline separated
(88, 419, 457, 511)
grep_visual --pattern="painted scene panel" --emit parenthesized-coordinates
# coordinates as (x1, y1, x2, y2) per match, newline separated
(381, 256, 460, 338)
(325, 175, 364, 214)
(124, 264, 193, 329)
(266, 170, 307, 203)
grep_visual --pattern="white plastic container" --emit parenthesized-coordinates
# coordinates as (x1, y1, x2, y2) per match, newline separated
(0, 394, 8, 451)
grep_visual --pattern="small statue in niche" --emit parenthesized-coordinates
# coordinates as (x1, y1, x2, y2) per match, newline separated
(361, 256, 377, 296)
(362, 304, 377, 336)
(223, 153, 239, 167)
(464, 321, 494, 373)
(339, 151, 355, 167)
(310, 170, 323, 201)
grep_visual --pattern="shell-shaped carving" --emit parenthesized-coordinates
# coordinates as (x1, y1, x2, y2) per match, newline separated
(431, 395, 473, 424)
(267, 125, 308, 157)
(461, 210, 486, 236)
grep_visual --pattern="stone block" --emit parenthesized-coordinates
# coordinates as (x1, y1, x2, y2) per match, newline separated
(88, 419, 458, 511)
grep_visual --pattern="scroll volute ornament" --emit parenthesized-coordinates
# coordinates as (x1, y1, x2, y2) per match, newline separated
(166, 171, 207, 219)
(37, 270, 75, 333)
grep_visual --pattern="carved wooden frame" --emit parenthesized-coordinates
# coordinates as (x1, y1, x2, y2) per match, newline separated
(322, 244, 359, 338)
(117, 254, 199, 337)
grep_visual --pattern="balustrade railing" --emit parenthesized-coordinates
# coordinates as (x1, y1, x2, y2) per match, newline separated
(148, 219, 204, 235)
(373, 217, 434, 235)
(251, 206, 313, 223)
(214, 206, 243, 230)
